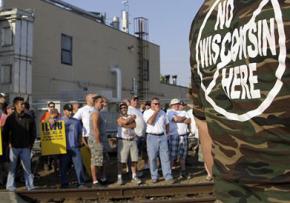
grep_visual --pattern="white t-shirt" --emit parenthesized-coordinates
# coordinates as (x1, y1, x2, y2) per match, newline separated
(73, 105, 95, 137)
(187, 109, 199, 138)
(167, 109, 190, 136)
(128, 106, 145, 137)
(177, 110, 190, 135)
(143, 109, 168, 134)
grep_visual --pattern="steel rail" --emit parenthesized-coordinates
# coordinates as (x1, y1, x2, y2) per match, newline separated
(17, 182, 214, 202)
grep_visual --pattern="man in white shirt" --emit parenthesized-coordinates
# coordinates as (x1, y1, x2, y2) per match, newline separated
(127, 96, 147, 173)
(167, 99, 191, 178)
(143, 97, 174, 184)
(128, 96, 145, 138)
(73, 93, 96, 178)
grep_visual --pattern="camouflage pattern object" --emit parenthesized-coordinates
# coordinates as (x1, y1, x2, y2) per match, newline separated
(190, 0, 290, 202)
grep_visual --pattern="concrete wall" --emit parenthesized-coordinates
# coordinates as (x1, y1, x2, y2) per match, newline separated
(3, 0, 188, 102)
(0, 9, 34, 100)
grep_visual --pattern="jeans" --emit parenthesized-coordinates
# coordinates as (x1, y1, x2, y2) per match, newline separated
(59, 147, 85, 187)
(147, 134, 173, 180)
(6, 148, 34, 191)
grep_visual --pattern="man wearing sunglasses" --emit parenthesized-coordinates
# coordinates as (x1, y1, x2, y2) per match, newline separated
(41, 101, 57, 123)
(143, 97, 174, 184)
(117, 102, 142, 185)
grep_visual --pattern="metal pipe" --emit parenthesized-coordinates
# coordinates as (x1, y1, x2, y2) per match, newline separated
(111, 65, 122, 102)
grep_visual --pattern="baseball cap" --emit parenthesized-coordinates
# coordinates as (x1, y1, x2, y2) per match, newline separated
(63, 103, 73, 111)
(170, 98, 181, 106)
(0, 93, 6, 98)
(119, 102, 128, 108)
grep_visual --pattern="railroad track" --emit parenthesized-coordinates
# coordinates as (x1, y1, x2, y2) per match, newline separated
(17, 182, 215, 203)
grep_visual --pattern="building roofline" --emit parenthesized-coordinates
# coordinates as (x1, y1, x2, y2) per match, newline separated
(40, 0, 159, 47)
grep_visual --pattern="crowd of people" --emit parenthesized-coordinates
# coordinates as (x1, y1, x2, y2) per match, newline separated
(0, 93, 208, 191)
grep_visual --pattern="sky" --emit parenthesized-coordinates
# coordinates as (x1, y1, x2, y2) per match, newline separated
(63, 0, 203, 87)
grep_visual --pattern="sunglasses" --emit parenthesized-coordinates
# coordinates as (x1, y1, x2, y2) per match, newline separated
(49, 106, 55, 108)
(153, 103, 160, 105)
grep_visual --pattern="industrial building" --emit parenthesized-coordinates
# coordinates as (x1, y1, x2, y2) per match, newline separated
(0, 0, 188, 104)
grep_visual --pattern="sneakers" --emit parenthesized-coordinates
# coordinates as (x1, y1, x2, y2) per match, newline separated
(117, 177, 124, 185)
(27, 185, 37, 191)
(132, 177, 142, 185)
(206, 175, 213, 181)
(152, 179, 158, 184)
(165, 178, 176, 185)
(7, 187, 16, 192)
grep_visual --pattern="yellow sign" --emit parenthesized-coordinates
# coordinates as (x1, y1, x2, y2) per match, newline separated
(40, 121, 66, 156)
(0, 128, 2, 156)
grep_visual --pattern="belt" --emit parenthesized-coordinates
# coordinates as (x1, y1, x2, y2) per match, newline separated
(118, 137, 135, 141)
(148, 133, 164, 136)
(179, 133, 189, 137)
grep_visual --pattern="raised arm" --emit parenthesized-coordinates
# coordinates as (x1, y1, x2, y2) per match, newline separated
(147, 110, 159, 125)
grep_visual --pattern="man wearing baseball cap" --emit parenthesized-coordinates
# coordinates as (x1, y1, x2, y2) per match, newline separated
(60, 104, 85, 188)
(167, 98, 191, 178)
(116, 102, 142, 185)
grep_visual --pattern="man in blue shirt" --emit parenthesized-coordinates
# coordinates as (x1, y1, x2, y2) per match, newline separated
(60, 104, 85, 188)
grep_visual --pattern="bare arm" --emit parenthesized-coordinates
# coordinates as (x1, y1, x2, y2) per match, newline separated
(147, 111, 159, 125)
(92, 112, 101, 143)
(184, 118, 191, 124)
(195, 118, 213, 176)
(172, 116, 187, 123)
(117, 117, 136, 129)
(117, 116, 135, 125)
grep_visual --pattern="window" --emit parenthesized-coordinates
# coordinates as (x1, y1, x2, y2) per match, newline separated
(0, 65, 12, 84)
(1, 27, 13, 47)
(61, 34, 73, 65)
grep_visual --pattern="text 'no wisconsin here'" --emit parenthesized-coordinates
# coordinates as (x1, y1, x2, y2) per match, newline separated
(197, 0, 278, 100)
